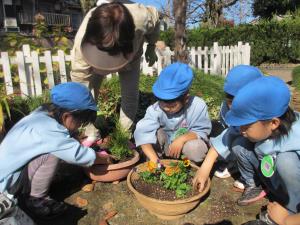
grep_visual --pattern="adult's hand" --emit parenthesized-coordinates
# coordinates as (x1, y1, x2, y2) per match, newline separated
(145, 44, 158, 67)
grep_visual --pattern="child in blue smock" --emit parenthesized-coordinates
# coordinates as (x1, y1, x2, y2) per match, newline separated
(193, 76, 300, 225)
(214, 65, 266, 203)
(0, 82, 112, 220)
(134, 62, 211, 163)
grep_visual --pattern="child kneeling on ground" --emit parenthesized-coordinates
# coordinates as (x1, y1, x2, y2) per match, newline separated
(193, 76, 300, 225)
(0, 82, 112, 220)
(134, 62, 211, 163)
(214, 65, 266, 203)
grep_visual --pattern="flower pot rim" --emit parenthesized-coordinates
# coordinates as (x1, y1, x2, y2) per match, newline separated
(94, 149, 140, 170)
(127, 159, 211, 204)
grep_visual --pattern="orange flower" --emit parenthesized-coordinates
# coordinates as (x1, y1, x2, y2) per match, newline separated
(147, 161, 157, 173)
(164, 165, 180, 176)
(183, 158, 190, 167)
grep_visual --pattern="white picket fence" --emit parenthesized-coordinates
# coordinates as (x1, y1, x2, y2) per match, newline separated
(0, 42, 250, 97)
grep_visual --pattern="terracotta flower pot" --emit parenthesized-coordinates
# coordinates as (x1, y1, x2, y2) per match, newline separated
(127, 159, 211, 220)
(85, 150, 140, 182)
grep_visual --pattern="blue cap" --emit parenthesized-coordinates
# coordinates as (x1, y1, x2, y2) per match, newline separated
(225, 76, 290, 126)
(51, 82, 98, 111)
(224, 65, 263, 96)
(152, 63, 193, 100)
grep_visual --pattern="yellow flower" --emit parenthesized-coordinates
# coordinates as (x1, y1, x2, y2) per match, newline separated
(183, 158, 190, 167)
(147, 161, 157, 173)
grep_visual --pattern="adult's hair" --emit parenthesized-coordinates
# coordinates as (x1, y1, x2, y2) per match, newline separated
(272, 106, 298, 139)
(84, 2, 135, 57)
(41, 103, 97, 127)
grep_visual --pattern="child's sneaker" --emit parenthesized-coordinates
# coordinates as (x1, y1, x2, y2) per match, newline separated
(242, 220, 269, 225)
(214, 161, 238, 178)
(259, 211, 278, 225)
(237, 186, 266, 206)
(0, 193, 16, 219)
(233, 178, 245, 190)
(25, 196, 68, 220)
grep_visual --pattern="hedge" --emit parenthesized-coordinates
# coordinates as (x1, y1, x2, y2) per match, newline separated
(160, 17, 300, 65)
(292, 66, 300, 91)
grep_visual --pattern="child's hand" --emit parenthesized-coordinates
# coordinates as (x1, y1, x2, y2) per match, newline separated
(95, 152, 116, 165)
(168, 138, 184, 158)
(192, 168, 209, 193)
(267, 202, 289, 225)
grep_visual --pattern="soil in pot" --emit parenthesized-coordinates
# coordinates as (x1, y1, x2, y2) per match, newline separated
(132, 175, 196, 201)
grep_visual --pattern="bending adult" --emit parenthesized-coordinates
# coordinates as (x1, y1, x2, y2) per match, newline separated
(71, 1, 160, 146)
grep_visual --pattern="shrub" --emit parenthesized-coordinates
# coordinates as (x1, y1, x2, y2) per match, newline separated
(160, 17, 300, 65)
(292, 66, 300, 91)
(98, 71, 224, 121)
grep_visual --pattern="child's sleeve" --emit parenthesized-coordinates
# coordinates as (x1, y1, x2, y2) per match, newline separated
(187, 97, 212, 141)
(52, 142, 96, 167)
(210, 127, 240, 159)
(134, 105, 160, 147)
(42, 129, 96, 167)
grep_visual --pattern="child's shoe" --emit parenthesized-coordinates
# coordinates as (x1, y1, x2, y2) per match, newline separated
(242, 220, 269, 225)
(237, 186, 266, 206)
(0, 193, 16, 219)
(25, 196, 68, 220)
(214, 161, 238, 178)
(233, 178, 245, 190)
(259, 211, 278, 225)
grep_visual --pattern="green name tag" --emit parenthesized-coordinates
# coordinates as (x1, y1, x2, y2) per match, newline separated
(260, 155, 275, 178)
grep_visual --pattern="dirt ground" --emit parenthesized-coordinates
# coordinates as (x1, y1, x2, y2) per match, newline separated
(30, 162, 267, 225)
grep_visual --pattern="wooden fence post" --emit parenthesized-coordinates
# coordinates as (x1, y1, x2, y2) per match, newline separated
(16, 51, 29, 97)
(1, 52, 14, 95)
(57, 50, 68, 83)
(204, 47, 209, 74)
(22, 44, 34, 96)
(44, 50, 55, 89)
(244, 42, 251, 65)
(31, 51, 43, 96)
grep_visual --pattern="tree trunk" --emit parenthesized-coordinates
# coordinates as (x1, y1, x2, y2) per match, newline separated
(173, 0, 188, 63)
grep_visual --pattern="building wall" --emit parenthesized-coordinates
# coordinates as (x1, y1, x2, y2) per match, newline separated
(0, 0, 4, 28)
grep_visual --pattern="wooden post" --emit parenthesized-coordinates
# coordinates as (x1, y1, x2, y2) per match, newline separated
(31, 51, 43, 96)
(213, 42, 221, 75)
(44, 50, 55, 89)
(1, 52, 14, 95)
(210, 47, 214, 74)
(189, 47, 196, 68)
(16, 51, 29, 97)
(204, 47, 209, 74)
(225, 46, 230, 76)
(57, 50, 68, 83)
(244, 42, 251, 65)
(22, 44, 34, 96)
(237, 41, 242, 64)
